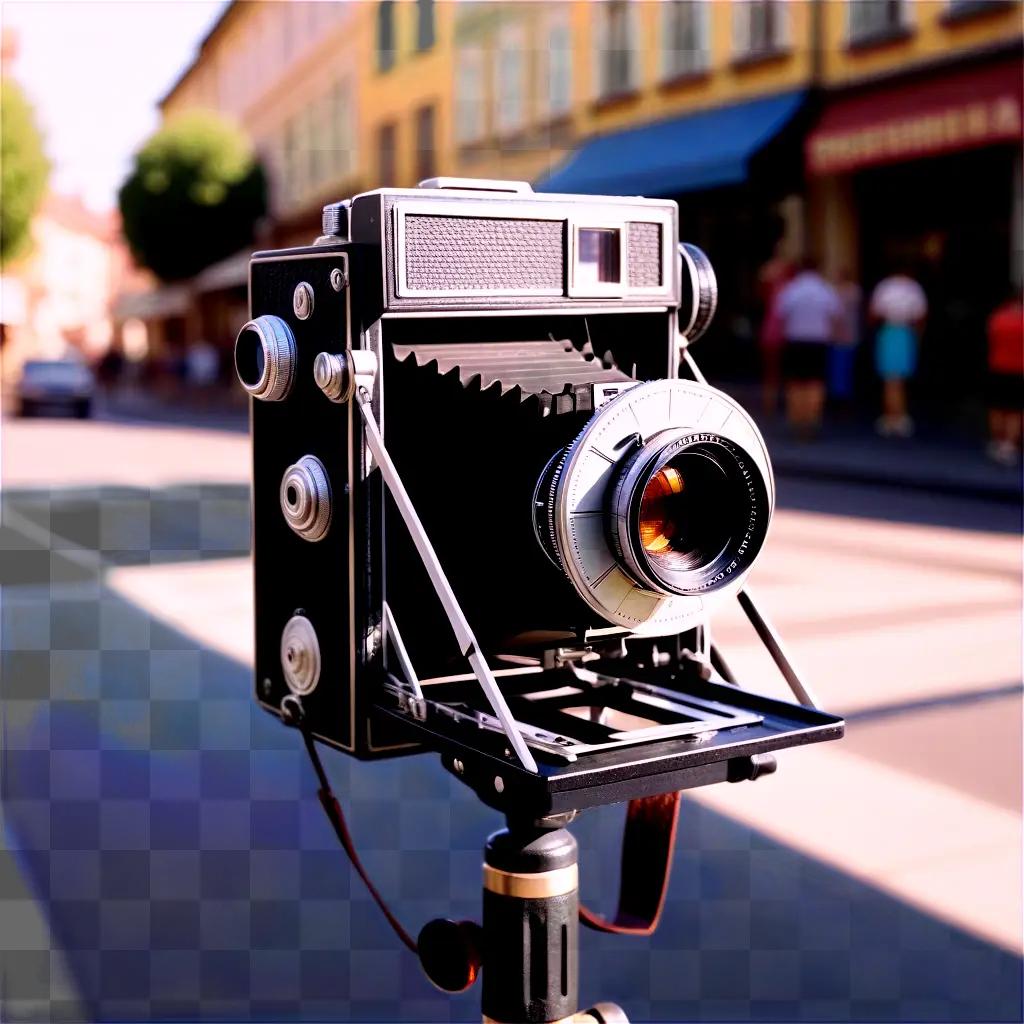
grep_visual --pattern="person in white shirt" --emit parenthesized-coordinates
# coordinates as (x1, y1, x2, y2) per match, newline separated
(869, 267, 928, 437)
(774, 257, 844, 437)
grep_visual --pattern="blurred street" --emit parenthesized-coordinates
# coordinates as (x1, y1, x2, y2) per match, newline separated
(2, 410, 1020, 1022)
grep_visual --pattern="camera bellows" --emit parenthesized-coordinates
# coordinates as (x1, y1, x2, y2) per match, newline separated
(392, 338, 630, 416)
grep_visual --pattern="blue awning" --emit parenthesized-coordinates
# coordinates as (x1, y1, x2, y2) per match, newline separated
(537, 90, 806, 197)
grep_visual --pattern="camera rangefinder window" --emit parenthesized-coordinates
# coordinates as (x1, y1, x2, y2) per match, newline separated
(576, 226, 621, 285)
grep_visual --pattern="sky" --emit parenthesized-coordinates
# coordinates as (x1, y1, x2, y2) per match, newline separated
(1, 0, 229, 213)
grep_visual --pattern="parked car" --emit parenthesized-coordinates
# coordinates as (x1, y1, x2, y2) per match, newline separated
(16, 358, 96, 418)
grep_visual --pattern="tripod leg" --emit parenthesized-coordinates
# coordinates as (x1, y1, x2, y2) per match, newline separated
(482, 824, 579, 1024)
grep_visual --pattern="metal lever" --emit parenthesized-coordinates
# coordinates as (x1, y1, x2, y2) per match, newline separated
(679, 335, 822, 711)
(353, 387, 539, 773)
(737, 588, 821, 709)
(382, 601, 422, 701)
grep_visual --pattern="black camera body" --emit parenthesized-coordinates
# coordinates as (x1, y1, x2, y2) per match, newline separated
(238, 179, 841, 818)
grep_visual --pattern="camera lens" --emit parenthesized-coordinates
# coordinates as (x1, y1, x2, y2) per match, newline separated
(234, 315, 297, 401)
(611, 433, 769, 597)
(236, 331, 265, 388)
(638, 456, 729, 569)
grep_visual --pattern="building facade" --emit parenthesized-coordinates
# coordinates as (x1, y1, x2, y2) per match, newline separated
(146, 0, 1022, 411)
(2, 195, 127, 383)
(807, 0, 1022, 411)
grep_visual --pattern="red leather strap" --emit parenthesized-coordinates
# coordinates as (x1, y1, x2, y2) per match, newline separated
(579, 791, 682, 936)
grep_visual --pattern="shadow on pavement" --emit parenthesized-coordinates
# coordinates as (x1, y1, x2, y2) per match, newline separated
(1, 484, 1021, 1022)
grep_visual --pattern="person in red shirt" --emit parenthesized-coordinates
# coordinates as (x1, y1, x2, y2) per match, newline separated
(986, 288, 1024, 464)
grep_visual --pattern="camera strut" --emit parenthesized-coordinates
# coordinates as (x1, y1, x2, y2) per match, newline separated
(352, 380, 539, 773)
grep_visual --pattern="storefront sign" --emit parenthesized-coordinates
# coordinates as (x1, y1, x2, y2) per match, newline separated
(807, 60, 1023, 175)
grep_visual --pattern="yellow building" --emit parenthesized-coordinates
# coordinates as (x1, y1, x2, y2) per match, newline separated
(161, 0, 454, 247)
(154, 0, 1021, 406)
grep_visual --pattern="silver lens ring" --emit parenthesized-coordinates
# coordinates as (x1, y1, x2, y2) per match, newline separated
(280, 455, 332, 542)
(234, 315, 297, 401)
(541, 378, 773, 636)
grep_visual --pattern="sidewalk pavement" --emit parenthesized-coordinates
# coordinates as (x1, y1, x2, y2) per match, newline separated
(760, 417, 1022, 503)
(92, 385, 1022, 502)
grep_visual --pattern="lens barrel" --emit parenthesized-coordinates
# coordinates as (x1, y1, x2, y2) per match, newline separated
(533, 378, 774, 634)
(234, 315, 297, 401)
(609, 431, 770, 596)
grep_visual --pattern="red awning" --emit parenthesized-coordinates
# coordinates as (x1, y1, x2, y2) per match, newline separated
(806, 58, 1023, 175)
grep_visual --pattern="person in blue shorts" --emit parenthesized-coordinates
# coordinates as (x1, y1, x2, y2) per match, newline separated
(869, 267, 928, 437)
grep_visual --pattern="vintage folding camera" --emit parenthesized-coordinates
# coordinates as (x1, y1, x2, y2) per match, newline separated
(235, 177, 842, 820)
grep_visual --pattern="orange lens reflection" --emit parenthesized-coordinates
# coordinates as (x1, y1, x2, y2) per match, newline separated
(638, 466, 684, 556)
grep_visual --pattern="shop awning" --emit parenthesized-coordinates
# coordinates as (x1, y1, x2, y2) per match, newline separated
(194, 249, 251, 293)
(806, 58, 1023, 176)
(536, 90, 806, 197)
(113, 284, 191, 322)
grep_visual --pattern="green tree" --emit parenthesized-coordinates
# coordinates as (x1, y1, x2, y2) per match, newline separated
(118, 111, 267, 282)
(0, 78, 50, 267)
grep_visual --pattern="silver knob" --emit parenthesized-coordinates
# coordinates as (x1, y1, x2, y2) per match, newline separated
(314, 348, 379, 403)
(280, 614, 321, 695)
(280, 455, 332, 542)
(234, 315, 297, 401)
(678, 243, 718, 344)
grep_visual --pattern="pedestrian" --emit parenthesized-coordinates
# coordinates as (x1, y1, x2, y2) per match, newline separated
(756, 254, 794, 416)
(775, 256, 843, 438)
(830, 266, 862, 414)
(869, 265, 928, 438)
(985, 286, 1023, 465)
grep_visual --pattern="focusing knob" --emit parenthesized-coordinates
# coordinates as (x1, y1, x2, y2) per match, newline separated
(417, 918, 482, 993)
(678, 243, 718, 344)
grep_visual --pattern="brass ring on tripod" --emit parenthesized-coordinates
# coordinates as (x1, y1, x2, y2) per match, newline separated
(482, 863, 578, 899)
(483, 1017, 578, 1024)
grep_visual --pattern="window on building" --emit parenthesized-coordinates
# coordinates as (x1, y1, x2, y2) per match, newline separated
(543, 15, 573, 119)
(732, 0, 789, 58)
(496, 25, 526, 134)
(415, 104, 436, 182)
(661, 1, 710, 80)
(330, 79, 355, 180)
(378, 121, 398, 185)
(595, 1, 637, 99)
(416, 0, 435, 52)
(456, 46, 486, 144)
(310, 103, 328, 188)
(847, 0, 908, 42)
(377, 1, 396, 72)
(283, 117, 301, 203)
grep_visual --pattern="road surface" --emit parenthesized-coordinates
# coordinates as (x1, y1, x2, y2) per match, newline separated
(2, 414, 1020, 1023)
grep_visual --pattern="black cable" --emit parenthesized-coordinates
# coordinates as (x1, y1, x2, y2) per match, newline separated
(299, 726, 418, 953)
